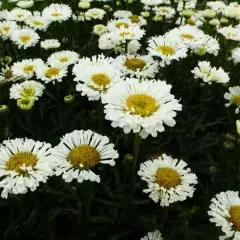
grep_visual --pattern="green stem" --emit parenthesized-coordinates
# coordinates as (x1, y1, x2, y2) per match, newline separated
(132, 133, 141, 173)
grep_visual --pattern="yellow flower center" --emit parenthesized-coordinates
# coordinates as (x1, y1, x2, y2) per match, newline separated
(6, 152, 38, 173)
(51, 12, 63, 17)
(229, 205, 240, 231)
(20, 35, 31, 43)
(233, 96, 240, 106)
(91, 73, 111, 90)
(17, 14, 24, 18)
(23, 65, 35, 73)
(157, 46, 176, 55)
(155, 167, 181, 189)
(67, 145, 100, 169)
(32, 21, 44, 26)
(20, 88, 36, 98)
(59, 57, 69, 63)
(181, 33, 195, 39)
(2, 26, 10, 33)
(119, 32, 133, 37)
(227, 32, 240, 38)
(125, 94, 159, 117)
(160, 9, 169, 14)
(129, 15, 140, 23)
(124, 58, 146, 71)
(186, 18, 195, 25)
(44, 67, 60, 78)
(116, 22, 129, 28)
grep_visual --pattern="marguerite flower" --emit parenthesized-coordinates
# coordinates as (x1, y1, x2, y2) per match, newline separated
(231, 48, 240, 64)
(128, 15, 147, 26)
(85, 8, 106, 20)
(7, 8, 32, 21)
(93, 24, 107, 36)
(113, 10, 132, 19)
(218, 26, 240, 41)
(0, 21, 17, 40)
(11, 28, 39, 49)
(114, 54, 159, 79)
(148, 34, 188, 67)
(25, 15, 51, 31)
(36, 64, 67, 84)
(47, 50, 79, 67)
(138, 154, 198, 206)
(52, 129, 119, 183)
(207, 1, 226, 12)
(42, 4, 72, 22)
(224, 86, 240, 114)
(208, 191, 240, 240)
(12, 58, 43, 79)
(40, 39, 61, 50)
(192, 61, 230, 84)
(0, 66, 18, 82)
(0, 138, 55, 198)
(153, 6, 176, 19)
(102, 78, 182, 139)
(141, 230, 164, 240)
(74, 65, 121, 101)
(10, 80, 45, 101)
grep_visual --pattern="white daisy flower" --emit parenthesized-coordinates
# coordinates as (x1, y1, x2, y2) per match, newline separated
(42, 4, 72, 22)
(207, 1, 226, 12)
(36, 64, 67, 84)
(141, 230, 163, 240)
(47, 50, 79, 67)
(218, 26, 240, 41)
(0, 138, 55, 198)
(113, 10, 132, 19)
(74, 65, 121, 101)
(25, 15, 51, 31)
(114, 54, 159, 79)
(148, 34, 188, 67)
(223, 6, 240, 19)
(11, 28, 39, 49)
(0, 21, 17, 40)
(0, 66, 19, 82)
(191, 35, 220, 56)
(208, 191, 240, 240)
(12, 58, 44, 79)
(52, 129, 119, 183)
(7, 8, 32, 21)
(85, 8, 106, 20)
(141, 0, 164, 7)
(0, 10, 9, 20)
(10, 80, 45, 101)
(153, 6, 176, 19)
(128, 15, 147, 26)
(192, 61, 230, 85)
(138, 154, 198, 206)
(16, 0, 34, 9)
(176, 0, 198, 12)
(231, 48, 240, 64)
(107, 18, 133, 32)
(102, 78, 182, 139)
(224, 86, 240, 114)
(93, 24, 107, 36)
(168, 25, 205, 48)
(40, 39, 61, 50)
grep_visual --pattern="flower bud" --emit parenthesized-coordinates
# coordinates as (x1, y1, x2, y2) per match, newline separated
(220, 17, 229, 25)
(202, 9, 216, 19)
(17, 98, 34, 111)
(209, 18, 220, 26)
(64, 95, 74, 104)
(78, 1, 90, 9)
(0, 105, 9, 116)
(17, 0, 34, 8)
(182, 9, 194, 18)
(141, 11, 150, 18)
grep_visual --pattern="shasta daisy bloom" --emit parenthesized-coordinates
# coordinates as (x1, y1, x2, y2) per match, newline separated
(231, 48, 240, 64)
(85, 8, 106, 20)
(40, 39, 61, 50)
(0, 66, 18, 82)
(208, 191, 240, 240)
(128, 15, 147, 26)
(153, 6, 176, 19)
(74, 65, 121, 101)
(10, 80, 45, 101)
(102, 78, 182, 139)
(148, 35, 188, 67)
(141, 0, 164, 7)
(25, 15, 51, 31)
(107, 18, 133, 31)
(192, 61, 230, 85)
(52, 129, 119, 183)
(218, 26, 240, 41)
(47, 50, 79, 67)
(12, 58, 44, 79)
(114, 54, 159, 79)
(36, 64, 67, 84)
(0, 138, 55, 198)
(93, 24, 107, 36)
(138, 154, 198, 206)
(141, 230, 163, 240)
(11, 28, 39, 49)
(224, 86, 240, 114)
(0, 21, 17, 40)
(113, 10, 132, 19)
(223, 6, 240, 19)
(42, 4, 72, 22)
(191, 35, 220, 56)
(207, 1, 226, 12)
(7, 8, 32, 22)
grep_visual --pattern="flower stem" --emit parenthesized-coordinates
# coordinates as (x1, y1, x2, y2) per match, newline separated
(132, 133, 141, 173)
